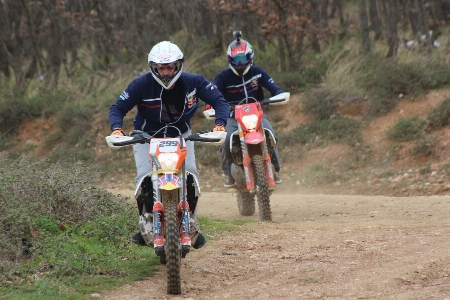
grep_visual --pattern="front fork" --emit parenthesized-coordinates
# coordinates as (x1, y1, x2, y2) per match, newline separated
(261, 133, 276, 190)
(240, 128, 276, 193)
(151, 174, 191, 257)
(178, 199, 191, 257)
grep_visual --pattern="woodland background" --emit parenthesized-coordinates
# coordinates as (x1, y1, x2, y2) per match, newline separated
(1, 0, 450, 89)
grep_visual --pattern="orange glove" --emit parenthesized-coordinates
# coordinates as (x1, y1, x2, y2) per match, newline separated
(213, 124, 226, 132)
(111, 128, 126, 136)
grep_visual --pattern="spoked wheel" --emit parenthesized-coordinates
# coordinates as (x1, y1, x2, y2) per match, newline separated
(162, 189, 181, 295)
(252, 155, 272, 221)
(236, 189, 255, 216)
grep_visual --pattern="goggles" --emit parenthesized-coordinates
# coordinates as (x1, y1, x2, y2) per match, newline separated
(149, 61, 182, 70)
(229, 53, 252, 66)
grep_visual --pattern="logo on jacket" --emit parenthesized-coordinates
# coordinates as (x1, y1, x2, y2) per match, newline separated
(187, 89, 198, 108)
(119, 91, 130, 100)
(206, 83, 216, 91)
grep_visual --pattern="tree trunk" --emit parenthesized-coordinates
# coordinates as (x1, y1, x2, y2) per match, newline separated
(309, 0, 321, 52)
(386, 0, 399, 58)
(277, 36, 286, 72)
(0, 45, 10, 78)
(330, 0, 344, 26)
(320, 0, 329, 28)
(409, 0, 426, 39)
(359, 0, 371, 54)
(369, 0, 383, 40)
(442, 0, 450, 22)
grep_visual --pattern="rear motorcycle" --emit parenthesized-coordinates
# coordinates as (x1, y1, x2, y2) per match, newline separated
(204, 92, 290, 221)
(106, 126, 225, 295)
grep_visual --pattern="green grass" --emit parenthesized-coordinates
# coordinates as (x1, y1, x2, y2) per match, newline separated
(385, 116, 426, 142)
(0, 214, 254, 300)
(197, 215, 254, 241)
(323, 47, 450, 117)
(427, 97, 450, 130)
(0, 155, 255, 299)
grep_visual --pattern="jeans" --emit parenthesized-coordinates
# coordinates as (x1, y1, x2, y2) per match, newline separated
(221, 115, 280, 176)
(132, 129, 200, 218)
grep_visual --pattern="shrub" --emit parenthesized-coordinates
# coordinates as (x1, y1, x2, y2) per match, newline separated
(302, 88, 339, 120)
(325, 50, 450, 117)
(411, 135, 437, 156)
(358, 55, 450, 101)
(427, 97, 450, 130)
(0, 156, 130, 271)
(274, 63, 327, 93)
(0, 90, 42, 135)
(367, 97, 399, 117)
(385, 116, 426, 142)
(280, 117, 362, 146)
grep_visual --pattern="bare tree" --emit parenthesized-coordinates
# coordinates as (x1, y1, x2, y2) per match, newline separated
(386, 0, 399, 58)
(359, 0, 371, 54)
(409, 0, 428, 39)
(309, 0, 322, 52)
(330, 0, 345, 26)
(369, 0, 383, 40)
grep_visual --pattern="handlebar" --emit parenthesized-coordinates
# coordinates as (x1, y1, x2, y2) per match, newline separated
(105, 130, 226, 148)
(203, 92, 290, 119)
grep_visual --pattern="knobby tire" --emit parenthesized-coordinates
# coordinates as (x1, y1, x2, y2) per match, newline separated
(162, 189, 181, 295)
(252, 155, 272, 221)
(237, 189, 255, 216)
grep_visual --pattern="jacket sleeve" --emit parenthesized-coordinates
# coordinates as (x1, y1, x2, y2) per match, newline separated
(260, 68, 284, 96)
(212, 73, 225, 96)
(196, 75, 229, 126)
(108, 80, 142, 131)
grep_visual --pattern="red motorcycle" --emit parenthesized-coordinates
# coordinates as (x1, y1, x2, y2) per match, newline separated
(106, 127, 225, 294)
(204, 92, 290, 221)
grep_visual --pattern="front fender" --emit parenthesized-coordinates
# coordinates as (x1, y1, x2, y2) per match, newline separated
(244, 132, 265, 144)
(158, 173, 181, 190)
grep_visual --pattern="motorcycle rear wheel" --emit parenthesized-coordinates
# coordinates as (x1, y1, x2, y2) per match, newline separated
(252, 155, 272, 221)
(162, 189, 182, 295)
(236, 189, 255, 216)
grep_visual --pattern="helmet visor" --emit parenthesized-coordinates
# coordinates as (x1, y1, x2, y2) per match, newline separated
(229, 53, 252, 66)
(149, 61, 179, 71)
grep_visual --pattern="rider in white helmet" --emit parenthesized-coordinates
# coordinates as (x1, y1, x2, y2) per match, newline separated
(109, 41, 228, 251)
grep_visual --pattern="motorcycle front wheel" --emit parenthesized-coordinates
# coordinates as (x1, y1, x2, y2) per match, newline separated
(252, 154, 272, 221)
(162, 189, 182, 295)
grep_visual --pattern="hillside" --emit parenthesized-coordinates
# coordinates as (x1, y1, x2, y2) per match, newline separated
(8, 88, 450, 198)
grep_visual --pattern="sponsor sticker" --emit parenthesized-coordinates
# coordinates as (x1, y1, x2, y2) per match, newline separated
(206, 83, 216, 90)
(119, 91, 130, 100)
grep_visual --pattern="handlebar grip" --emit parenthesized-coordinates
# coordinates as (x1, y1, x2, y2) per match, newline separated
(111, 135, 147, 146)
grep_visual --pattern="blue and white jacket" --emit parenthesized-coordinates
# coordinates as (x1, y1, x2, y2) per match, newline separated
(213, 66, 284, 112)
(109, 72, 229, 137)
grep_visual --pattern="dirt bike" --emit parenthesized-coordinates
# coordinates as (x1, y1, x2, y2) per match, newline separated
(105, 127, 225, 295)
(204, 92, 290, 221)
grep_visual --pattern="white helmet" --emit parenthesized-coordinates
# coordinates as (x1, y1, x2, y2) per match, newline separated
(148, 41, 184, 89)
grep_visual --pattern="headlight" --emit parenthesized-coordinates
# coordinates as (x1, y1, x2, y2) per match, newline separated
(241, 114, 258, 130)
(157, 153, 179, 169)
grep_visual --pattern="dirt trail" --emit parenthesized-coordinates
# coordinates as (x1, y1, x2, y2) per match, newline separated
(100, 190, 450, 300)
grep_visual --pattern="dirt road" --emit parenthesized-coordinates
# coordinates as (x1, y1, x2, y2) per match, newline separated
(100, 190, 450, 300)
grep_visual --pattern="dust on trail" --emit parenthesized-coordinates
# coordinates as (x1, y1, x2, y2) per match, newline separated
(100, 190, 450, 300)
